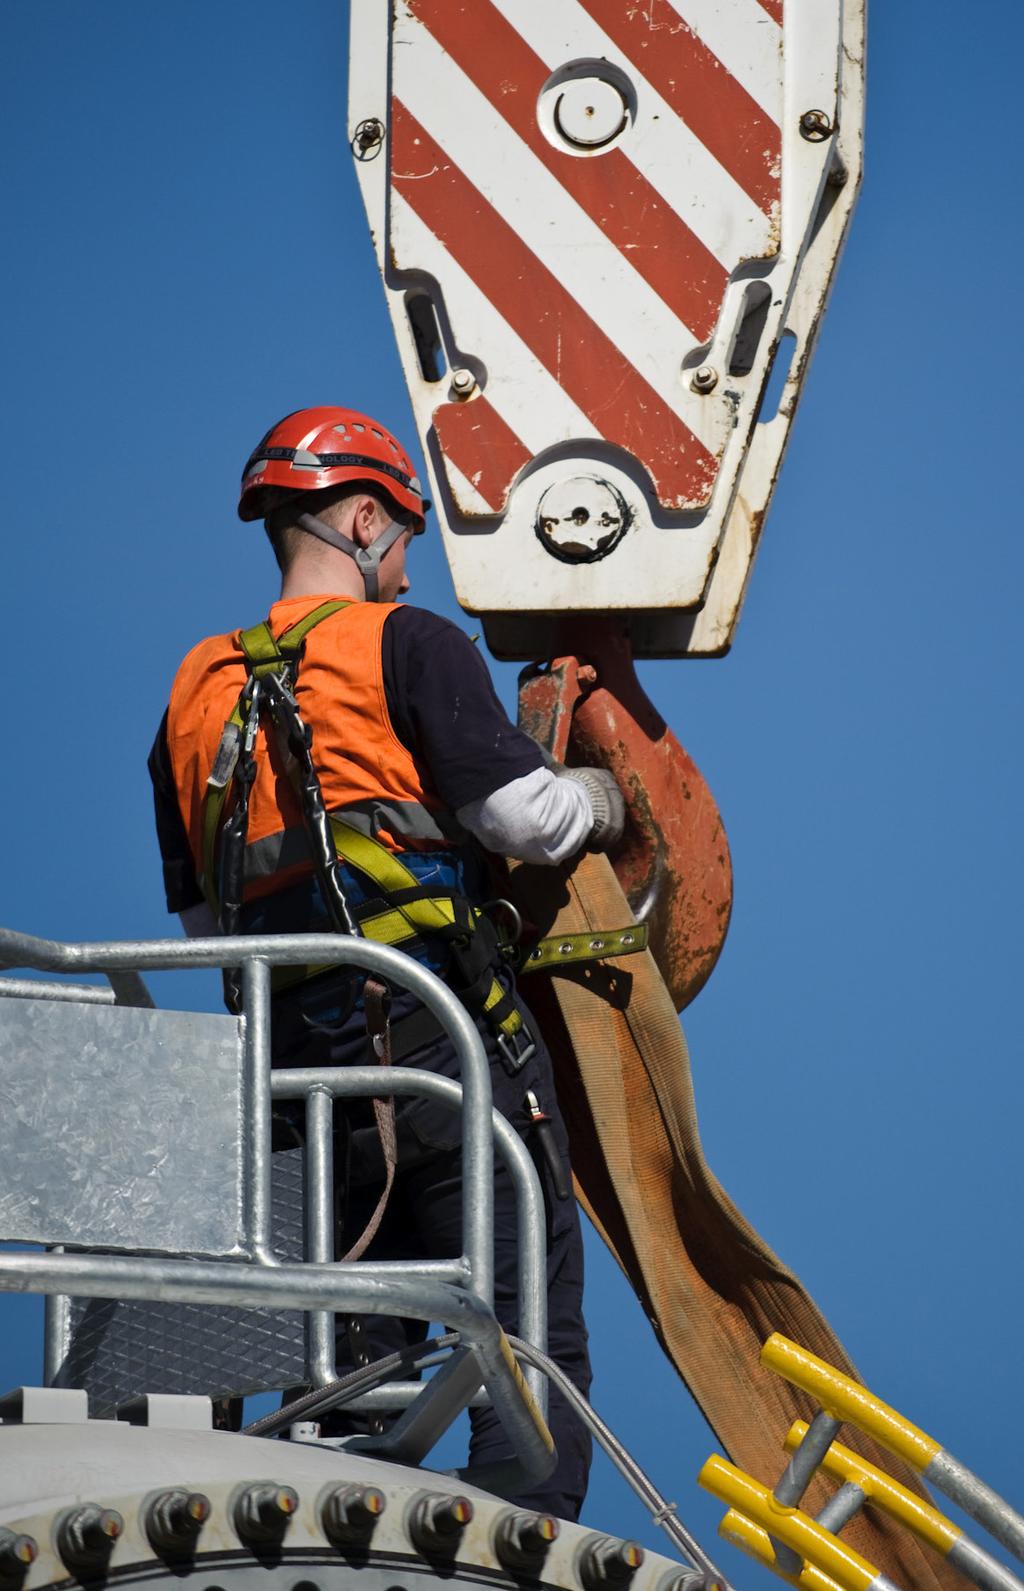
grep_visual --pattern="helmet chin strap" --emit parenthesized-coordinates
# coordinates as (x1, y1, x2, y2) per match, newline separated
(297, 512, 407, 602)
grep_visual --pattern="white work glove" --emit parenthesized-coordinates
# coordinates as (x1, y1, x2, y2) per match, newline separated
(556, 764, 626, 852)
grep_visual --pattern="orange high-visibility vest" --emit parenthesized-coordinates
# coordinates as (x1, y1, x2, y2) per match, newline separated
(166, 596, 455, 900)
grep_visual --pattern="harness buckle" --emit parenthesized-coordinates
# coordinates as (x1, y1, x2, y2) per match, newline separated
(497, 1024, 536, 1073)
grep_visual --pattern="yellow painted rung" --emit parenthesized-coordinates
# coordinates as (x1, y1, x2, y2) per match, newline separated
(698, 1455, 882, 1591)
(784, 1420, 960, 1557)
(719, 1509, 848, 1591)
(762, 1335, 942, 1473)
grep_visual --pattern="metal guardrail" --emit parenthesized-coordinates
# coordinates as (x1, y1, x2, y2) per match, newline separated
(0, 927, 554, 1493)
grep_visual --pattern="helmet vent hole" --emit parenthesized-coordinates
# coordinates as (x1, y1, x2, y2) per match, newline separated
(352, 422, 365, 432)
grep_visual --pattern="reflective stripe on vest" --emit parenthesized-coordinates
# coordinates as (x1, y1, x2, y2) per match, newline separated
(242, 799, 470, 884)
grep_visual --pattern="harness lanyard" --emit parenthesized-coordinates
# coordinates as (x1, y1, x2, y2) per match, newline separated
(260, 670, 361, 938)
(218, 679, 261, 937)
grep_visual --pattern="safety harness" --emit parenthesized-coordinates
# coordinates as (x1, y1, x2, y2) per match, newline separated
(199, 602, 647, 1051)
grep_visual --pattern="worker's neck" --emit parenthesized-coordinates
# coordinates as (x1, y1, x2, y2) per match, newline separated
(279, 547, 365, 602)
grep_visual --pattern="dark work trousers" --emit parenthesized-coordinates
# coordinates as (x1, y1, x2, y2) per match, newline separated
(272, 967, 593, 1522)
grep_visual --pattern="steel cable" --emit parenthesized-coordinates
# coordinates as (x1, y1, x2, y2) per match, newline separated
(241, 1333, 459, 1438)
(508, 1336, 733, 1591)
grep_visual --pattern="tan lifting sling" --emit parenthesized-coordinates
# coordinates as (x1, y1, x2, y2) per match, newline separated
(510, 852, 963, 1591)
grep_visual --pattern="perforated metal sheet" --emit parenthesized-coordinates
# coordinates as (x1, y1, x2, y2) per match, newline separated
(55, 1148, 309, 1413)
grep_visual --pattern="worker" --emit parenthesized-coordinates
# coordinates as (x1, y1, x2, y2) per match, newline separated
(148, 406, 625, 1521)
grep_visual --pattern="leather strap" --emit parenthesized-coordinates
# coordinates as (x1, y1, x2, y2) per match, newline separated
(339, 976, 397, 1263)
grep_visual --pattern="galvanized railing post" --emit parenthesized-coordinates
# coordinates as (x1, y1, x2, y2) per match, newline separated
(305, 1084, 337, 1387)
(240, 957, 275, 1264)
(271, 1066, 548, 1415)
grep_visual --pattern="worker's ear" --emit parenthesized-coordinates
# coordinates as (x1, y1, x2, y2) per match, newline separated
(351, 494, 380, 548)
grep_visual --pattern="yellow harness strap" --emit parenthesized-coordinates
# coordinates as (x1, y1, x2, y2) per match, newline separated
(330, 817, 525, 1041)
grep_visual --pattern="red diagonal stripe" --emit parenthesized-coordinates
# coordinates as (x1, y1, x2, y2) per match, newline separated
(433, 396, 532, 513)
(580, 0, 781, 215)
(410, 0, 725, 343)
(756, 0, 783, 24)
(392, 102, 718, 509)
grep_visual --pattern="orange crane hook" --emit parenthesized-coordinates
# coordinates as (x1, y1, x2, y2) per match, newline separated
(517, 620, 732, 1012)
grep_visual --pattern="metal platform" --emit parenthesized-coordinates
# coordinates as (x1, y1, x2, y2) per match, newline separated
(0, 928, 551, 1493)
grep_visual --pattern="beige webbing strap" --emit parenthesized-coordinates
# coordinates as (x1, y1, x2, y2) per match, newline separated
(340, 976, 398, 1263)
(508, 851, 963, 1591)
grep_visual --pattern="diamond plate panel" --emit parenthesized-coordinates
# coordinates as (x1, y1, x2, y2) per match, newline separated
(55, 1149, 309, 1413)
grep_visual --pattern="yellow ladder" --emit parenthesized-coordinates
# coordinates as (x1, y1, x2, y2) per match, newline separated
(698, 1335, 1024, 1591)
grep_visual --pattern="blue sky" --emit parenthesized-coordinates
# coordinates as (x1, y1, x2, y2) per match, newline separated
(2, 0, 1022, 1578)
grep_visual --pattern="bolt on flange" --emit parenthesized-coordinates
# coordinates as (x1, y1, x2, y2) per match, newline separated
(799, 108, 833, 141)
(494, 1509, 560, 1573)
(578, 1534, 645, 1591)
(232, 1483, 299, 1545)
(656, 1572, 704, 1591)
(691, 364, 718, 394)
(0, 1529, 37, 1582)
(56, 1506, 124, 1574)
(407, 1492, 474, 1556)
(144, 1490, 211, 1556)
(320, 1484, 387, 1547)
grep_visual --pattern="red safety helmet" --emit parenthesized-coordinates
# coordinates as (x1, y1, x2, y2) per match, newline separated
(238, 406, 429, 529)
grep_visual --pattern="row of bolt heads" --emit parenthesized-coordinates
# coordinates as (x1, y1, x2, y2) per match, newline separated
(0, 1487, 694, 1589)
(354, 107, 833, 154)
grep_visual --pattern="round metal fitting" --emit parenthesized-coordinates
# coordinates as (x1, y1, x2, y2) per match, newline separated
(450, 367, 477, 399)
(407, 1492, 474, 1556)
(535, 475, 630, 563)
(799, 108, 833, 141)
(0, 1528, 37, 1577)
(233, 1483, 298, 1544)
(555, 77, 628, 147)
(56, 1506, 124, 1573)
(691, 364, 718, 394)
(320, 1484, 387, 1546)
(144, 1490, 210, 1555)
(352, 117, 386, 161)
(537, 61, 635, 157)
(494, 1509, 560, 1573)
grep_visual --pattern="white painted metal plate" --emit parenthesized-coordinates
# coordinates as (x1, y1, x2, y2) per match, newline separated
(351, 0, 864, 656)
